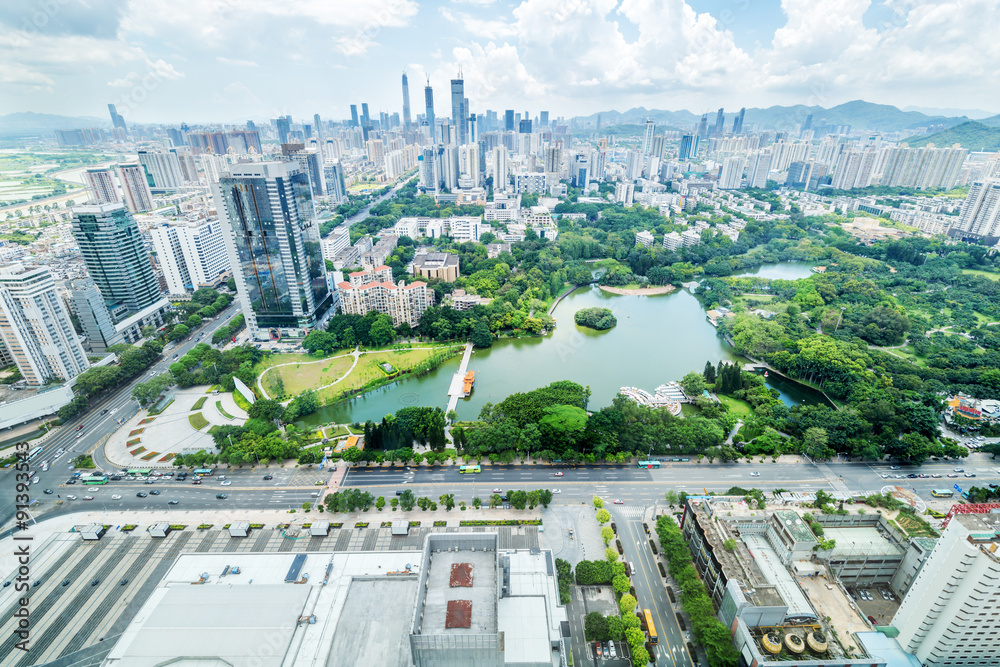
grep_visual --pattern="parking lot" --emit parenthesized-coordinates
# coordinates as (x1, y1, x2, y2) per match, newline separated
(849, 586, 899, 626)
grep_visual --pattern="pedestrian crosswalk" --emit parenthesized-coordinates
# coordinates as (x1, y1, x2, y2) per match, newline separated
(614, 505, 646, 519)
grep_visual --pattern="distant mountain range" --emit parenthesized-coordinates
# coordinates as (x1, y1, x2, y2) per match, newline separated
(571, 100, 988, 133)
(0, 112, 107, 130)
(904, 121, 1000, 152)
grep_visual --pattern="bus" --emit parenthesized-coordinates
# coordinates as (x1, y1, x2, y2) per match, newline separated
(931, 489, 955, 498)
(193, 468, 214, 477)
(81, 474, 108, 485)
(458, 465, 481, 474)
(643, 609, 658, 644)
(27, 446, 43, 461)
(127, 468, 152, 476)
(637, 460, 661, 469)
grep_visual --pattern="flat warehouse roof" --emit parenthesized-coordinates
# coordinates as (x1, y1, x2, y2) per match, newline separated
(824, 527, 904, 558)
(327, 578, 418, 667)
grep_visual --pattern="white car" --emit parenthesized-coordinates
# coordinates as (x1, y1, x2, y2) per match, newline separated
(66, 495, 77, 501)
(613, 499, 624, 504)
(220, 480, 232, 486)
(83, 496, 94, 501)
(552, 489, 561, 494)
(749, 471, 760, 477)
(111, 495, 122, 500)
(880, 473, 890, 478)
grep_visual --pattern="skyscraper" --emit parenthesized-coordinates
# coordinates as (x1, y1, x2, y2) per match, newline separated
(747, 150, 772, 188)
(424, 81, 436, 143)
(950, 179, 1000, 240)
(108, 103, 127, 132)
(802, 114, 814, 132)
(713, 108, 725, 136)
(490, 146, 509, 191)
(450, 73, 467, 146)
(504, 110, 515, 132)
(349, 105, 360, 128)
(72, 203, 162, 317)
(732, 107, 746, 134)
(70, 279, 124, 353)
(276, 115, 292, 143)
(719, 156, 747, 189)
(679, 135, 699, 161)
(213, 161, 333, 340)
(0, 265, 89, 385)
(361, 103, 371, 129)
(313, 114, 322, 141)
(401, 72, 412, 128)
(116, 163, 154, 213)
(697, 114, 709, 140)
(84, 168, 118, 205)
(641, 119, 655, 154)
(540, 111, 549, 128)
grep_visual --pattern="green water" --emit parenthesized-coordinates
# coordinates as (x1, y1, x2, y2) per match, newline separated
(300, 263, 822, 426)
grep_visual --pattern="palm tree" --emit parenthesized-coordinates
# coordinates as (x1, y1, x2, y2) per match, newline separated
(489, 494, 502, 509)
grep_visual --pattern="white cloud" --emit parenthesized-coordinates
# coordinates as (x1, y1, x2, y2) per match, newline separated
(216, 57, 259, 68)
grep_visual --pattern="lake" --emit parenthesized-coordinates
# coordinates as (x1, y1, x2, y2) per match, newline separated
(301, 262, 822, 426)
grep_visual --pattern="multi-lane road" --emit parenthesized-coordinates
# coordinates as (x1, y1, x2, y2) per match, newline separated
(0, 303, 241, 529)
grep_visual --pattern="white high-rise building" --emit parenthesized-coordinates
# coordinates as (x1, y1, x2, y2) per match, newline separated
(459, 144, 480, 187)
(84, 168, 118, 205)
(137, 150, 184, 189)
(150, 219, 232, 295)
(615, 182, 634, 206)
(0, 265, 89, 385)
(490, 146, 509, 192)
(116, 163, 154, 213)
(641, 119, 655, 154)
(893, 511, 1000, 666)
(719, 156, 746, 190)
(831, 149, 877, 189)
(951, 179, 1000, 239)
(747, 150, 772, 189)
(624, 150, 644, 182)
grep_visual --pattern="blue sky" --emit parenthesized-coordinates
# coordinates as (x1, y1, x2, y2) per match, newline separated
(1, 0, 996, 124)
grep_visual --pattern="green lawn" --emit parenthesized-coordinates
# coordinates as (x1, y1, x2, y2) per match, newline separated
(188, 413, 209, 430)
(260, 353, 356, 396)
(232, 391, 252, 412)
(315, 347, 460, 402)
(216, 401, 235, 420)
(717, 395, 754, 415)
(191, 397, 207, 410)
(962, 269, 1000, 281)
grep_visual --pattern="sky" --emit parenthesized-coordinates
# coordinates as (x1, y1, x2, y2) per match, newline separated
(1, 0, 998, 125)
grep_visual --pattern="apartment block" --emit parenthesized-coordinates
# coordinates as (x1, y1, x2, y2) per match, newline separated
(337, 266, 432, 327)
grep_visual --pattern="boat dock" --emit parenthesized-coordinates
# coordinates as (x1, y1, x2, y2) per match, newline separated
(446, 343, 475, 414)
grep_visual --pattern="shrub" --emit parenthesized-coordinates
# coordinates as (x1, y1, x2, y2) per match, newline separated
(188, 412, 209, 430)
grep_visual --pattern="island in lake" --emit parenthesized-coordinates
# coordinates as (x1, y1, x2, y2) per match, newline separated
(574, 307, 617, 330)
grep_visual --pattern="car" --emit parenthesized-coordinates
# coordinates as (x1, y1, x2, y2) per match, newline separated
(906, 473, 918, 478)
(750, 471, 760, 477)
(263, 475, 273, 480)
(880, 473, 890, 479)
(989, 484, 999, 490)
(66, 495, 77, 501)
(43, 488, 53, 494)
(552, 489, 561, 494)
(868, 615, 877, 624)
(849, 591, 857, 601)
(101, 409, 108, 414)
(603, 641, 610, 656)
(613, 499, 624, 504)
(77, 424, 84, 431)
(111, 494, 122, 500)
(966, 473, 977, 477)
(168, 500, 179, 505)
(216, 494, 228, 499)
(149, 490, 160, 495)
(595, 642, 602, 657)
(75, 432, 82, 438)
(172, 354, 178, 359)
(948, 473, 959, 478)
(917, 474, 928, 478)
(144, 479, 155, 484)
(120, 578, 129, 586)
(932, 474, 942, 478)
(493, 488, 503, 493)
(65, 479, 76, 484)
(218, 475, 226, 480)
(192, 479, 202, 484)
(608, 640, 617, 658)
(91, 579, 100, 586)
(62, 580, 70, 587)
(889, 465, 900, 470)
(82, 496, 94, 500)
(221, 480, 232, 486)
(136, 492, 147, 498)
(110, 475, 122, 481)
(553, 471, 564, 477)
(314, 480, 325, 486)
(955, 468, 966, 472)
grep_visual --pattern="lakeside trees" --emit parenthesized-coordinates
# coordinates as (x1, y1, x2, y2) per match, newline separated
(574, 307, 617, 330)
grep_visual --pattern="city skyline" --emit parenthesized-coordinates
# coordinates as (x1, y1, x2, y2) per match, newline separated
(1, 0, 997, 124)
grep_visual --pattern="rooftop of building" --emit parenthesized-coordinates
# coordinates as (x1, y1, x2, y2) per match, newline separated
(823, 526, 904, 559)
(413, 252, 459, 267)
(774, 509, 819, 544)
(418, 549, 497, 636)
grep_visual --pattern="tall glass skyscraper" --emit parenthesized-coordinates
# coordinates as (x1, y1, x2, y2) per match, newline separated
(424, 80, 436, 143)
(212, 161, 332, 340)
(450, 73, 466, 146)
(71, 202, 162, 317)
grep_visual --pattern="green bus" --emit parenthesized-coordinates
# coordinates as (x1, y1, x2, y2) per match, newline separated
(81, 474, 108, 485)
(459, 465, 481, 474)
(127, 468, 152, 476)
(931, 489, 954, 498)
